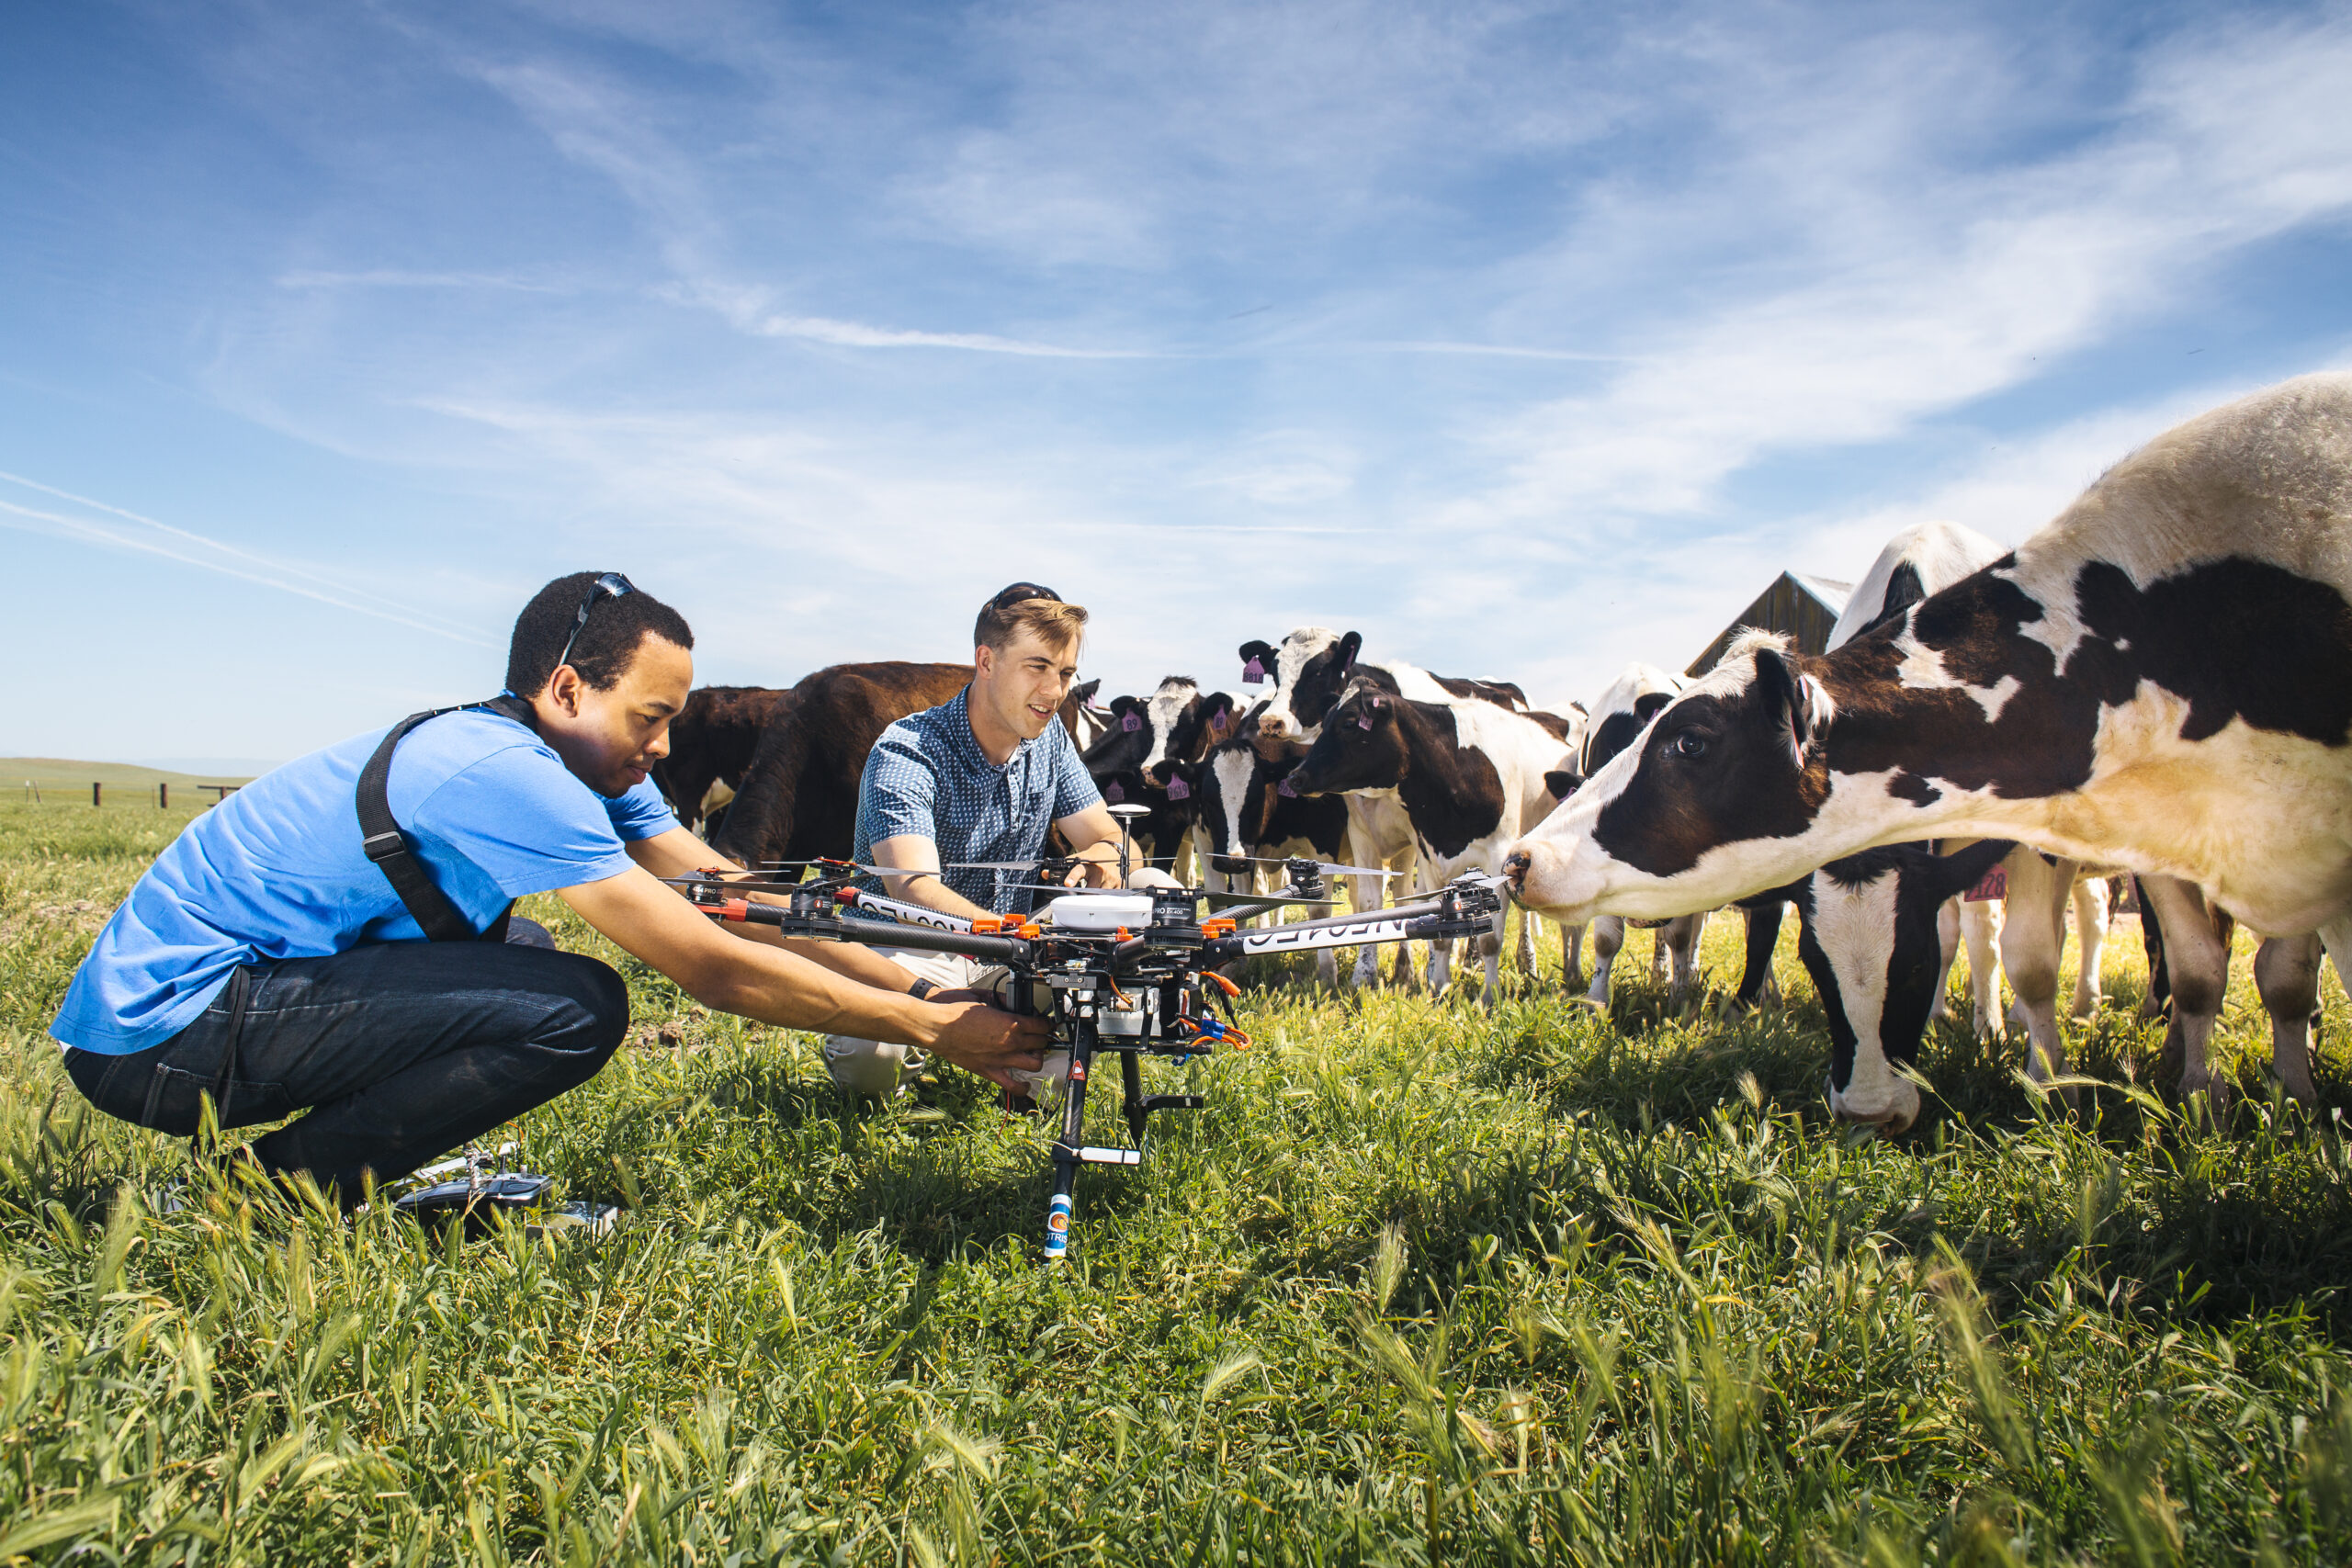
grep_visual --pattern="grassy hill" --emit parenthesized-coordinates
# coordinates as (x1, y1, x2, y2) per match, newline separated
(4, 800, 2351, 1562)
(1, 756, 258, 805)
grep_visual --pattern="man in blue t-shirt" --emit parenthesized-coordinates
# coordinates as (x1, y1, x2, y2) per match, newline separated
(52, 572, 1049, 1201)
(826, 583, 1175, 1096)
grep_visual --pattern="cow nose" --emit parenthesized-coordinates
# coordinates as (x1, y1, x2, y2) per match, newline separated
(1211, 853, 1251, 874)
(1256, 714, 1284, 738)
(1502, 850, 1532, 889)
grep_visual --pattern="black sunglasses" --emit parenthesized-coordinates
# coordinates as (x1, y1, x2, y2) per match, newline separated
(555, 572, 636, 676)
(986, 581, 1062, 612)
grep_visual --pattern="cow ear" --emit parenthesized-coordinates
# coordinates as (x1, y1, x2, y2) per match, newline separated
(1238, 639, 1276, 664)
(1336, 630, 1363, 673)
(1544, 769, 1584, 800)
(1074, 678, 1101, 704)
(1633, 691, 1672, 725)
(1753, 644, 1832, 761)
(1108, 694, 1138, 716)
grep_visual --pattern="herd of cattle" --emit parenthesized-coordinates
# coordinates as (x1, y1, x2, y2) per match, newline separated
(658, 373, 2352, 1131)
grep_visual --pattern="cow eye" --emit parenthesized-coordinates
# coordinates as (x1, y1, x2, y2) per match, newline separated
(1668, 730, 1708, 759)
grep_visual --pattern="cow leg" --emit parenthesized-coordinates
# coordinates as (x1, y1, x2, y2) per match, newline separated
(2071, 875, 2110, 1019)
(1665, 910, 1707, 1009)
(1560, 920, 1586, 995)
(2254, 932, 2323, 1105)
(1512, 906, 1537, 981)
(2139, 875, 2232, 1102)
(1583, 917, 1624, 1010)
(1647, 930, 1668, 984)
(1734, 902, 1785, 1012)
(1962, 897, 2004, 1040)
(2135, 876, 2172, 1021)
(1477, 908, 1505, 1010)
(1929, 896, 1962, 1022)
(1997, 852, 2074, 1098)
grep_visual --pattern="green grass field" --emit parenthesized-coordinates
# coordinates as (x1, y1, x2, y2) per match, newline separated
(5, 798, 2352, 1564)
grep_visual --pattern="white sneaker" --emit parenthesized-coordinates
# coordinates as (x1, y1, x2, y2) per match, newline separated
(822, 1036, 929, 1097)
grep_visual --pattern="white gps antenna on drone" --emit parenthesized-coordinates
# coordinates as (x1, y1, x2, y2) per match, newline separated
(1106, 802, 1151, 886)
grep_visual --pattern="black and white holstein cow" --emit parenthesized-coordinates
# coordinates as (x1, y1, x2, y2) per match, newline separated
(1288, 670, 1575, 1007)
(1080, 677, 1241, 884)
(1824, 520, 2116, 1042)
(1181, 739, 1354, 986)
(1241, 629, 1530, 988)
(1508, 375, 2352, 1101)
(1566, 664, 1711, 1010)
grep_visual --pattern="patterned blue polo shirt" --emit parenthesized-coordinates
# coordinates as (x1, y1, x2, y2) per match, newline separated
(851, 687, 1102, 914)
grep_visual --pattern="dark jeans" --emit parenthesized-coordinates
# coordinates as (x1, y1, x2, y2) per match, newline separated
(62, 919, 629, 1200)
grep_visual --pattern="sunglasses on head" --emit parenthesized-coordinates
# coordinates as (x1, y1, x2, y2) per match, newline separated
(986, 581, 1062, 612)
(555, 572, 636, 676)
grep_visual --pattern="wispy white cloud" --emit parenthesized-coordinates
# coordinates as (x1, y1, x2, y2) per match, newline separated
(0, 472, 492, 646)
(744, 311, 1148, 359)
(276, 269, 564, 291)
(1446, 13, 2352, 535)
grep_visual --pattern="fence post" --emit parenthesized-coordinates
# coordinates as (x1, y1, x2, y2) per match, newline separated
(160, 782, 169, 808)
(93, 782, 102, 808)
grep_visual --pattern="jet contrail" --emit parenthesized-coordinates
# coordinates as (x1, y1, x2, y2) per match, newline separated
(0, 491, 494, 647)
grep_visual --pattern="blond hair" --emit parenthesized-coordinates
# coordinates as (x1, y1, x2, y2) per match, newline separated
(975, 592, 1088, 654)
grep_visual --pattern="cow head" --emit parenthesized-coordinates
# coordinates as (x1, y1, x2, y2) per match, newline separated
(1248, 628, 1363, 743)
(1507, 635, 1836, 921)
(1801, 839, 2014, 1133)
(1182, 741, 1270, 876)
(1287, 676, 1410, 797)
(1081, 694, 1153, 781)
(1137, 678, 1209, 786)
(1576, 663, 1687, 777)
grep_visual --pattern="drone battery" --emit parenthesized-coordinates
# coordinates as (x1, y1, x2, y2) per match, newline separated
(1096, 989, 1157, 1036)
(1045, 892, 1156, 931)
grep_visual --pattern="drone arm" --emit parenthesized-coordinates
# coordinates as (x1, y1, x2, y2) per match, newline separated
(561, 866, 944, 1043)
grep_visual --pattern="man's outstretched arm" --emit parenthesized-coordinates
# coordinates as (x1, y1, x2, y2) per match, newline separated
(622, 826, 935, 993)
(560, 863, 1048, 1086)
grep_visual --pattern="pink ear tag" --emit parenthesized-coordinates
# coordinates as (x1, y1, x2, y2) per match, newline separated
(1277, 777, 1299, 797)
(1209, 711, 1227, 734)
(1121, 710, 1143, 731)
(1243, 658, 1265, 685)
(1965, 865, 2007, 903)
(1104, 781, 1123, 803)
(1166, 777, 1191, 801)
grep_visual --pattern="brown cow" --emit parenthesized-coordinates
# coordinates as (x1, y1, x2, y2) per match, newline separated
(651, 685, 794, 833)
(708, 659, 1111, 865)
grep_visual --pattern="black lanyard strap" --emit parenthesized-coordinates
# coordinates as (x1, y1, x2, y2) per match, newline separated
(356, 694, 537, 943)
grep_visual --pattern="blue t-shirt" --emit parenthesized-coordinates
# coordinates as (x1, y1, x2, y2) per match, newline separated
(51, 707, 678, 1056)
(851, 688, 1101, 915)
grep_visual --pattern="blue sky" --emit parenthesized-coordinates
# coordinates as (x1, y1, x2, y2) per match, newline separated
(6, 0, 2350, 765)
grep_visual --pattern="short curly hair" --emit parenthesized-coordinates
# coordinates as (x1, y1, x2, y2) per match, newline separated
(506, 572, 695, 694)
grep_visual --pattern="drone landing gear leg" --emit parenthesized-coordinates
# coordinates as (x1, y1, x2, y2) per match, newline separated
(1044, 1015, 1099, 1263)
(1121, 1049, 1147, 1145)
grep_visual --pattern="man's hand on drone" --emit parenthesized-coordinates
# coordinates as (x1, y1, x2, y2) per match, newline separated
(922, 998, 1052, 1090)
(1124, 866, 1183, 891)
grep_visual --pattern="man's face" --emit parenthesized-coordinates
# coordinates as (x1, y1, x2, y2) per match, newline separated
(975, 627, 1079, 741)
(539, 634, 694, 795)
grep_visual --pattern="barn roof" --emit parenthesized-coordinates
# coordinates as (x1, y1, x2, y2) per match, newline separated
(1685, 570, 1853, 677)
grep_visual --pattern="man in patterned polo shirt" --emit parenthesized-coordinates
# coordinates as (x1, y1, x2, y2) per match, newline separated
(826, 583, 1169, 1097)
